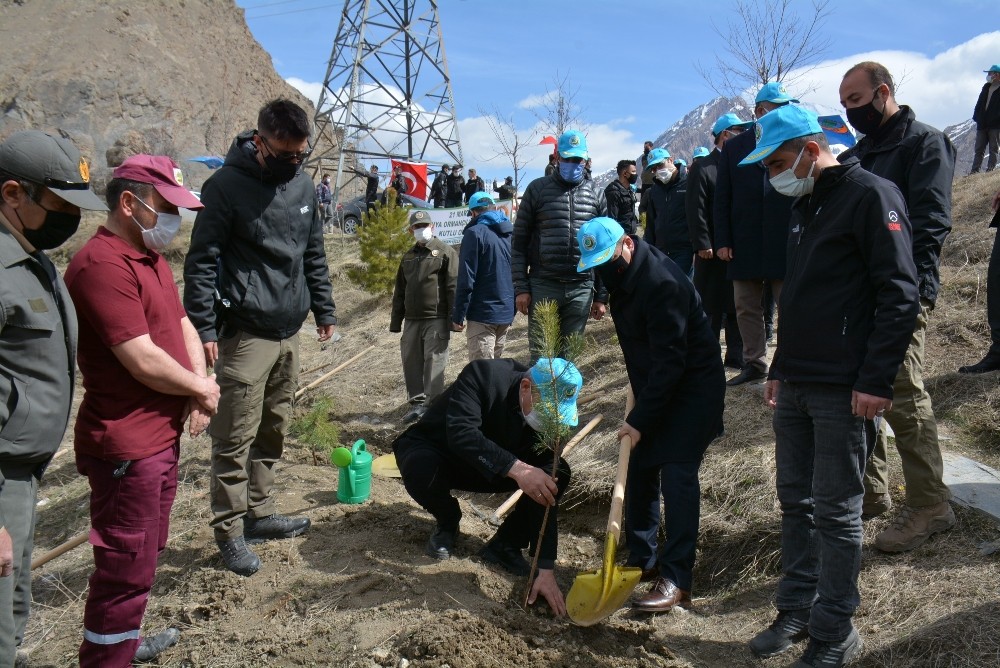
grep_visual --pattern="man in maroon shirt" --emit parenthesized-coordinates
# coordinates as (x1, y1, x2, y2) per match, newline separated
(65, 155, 220, 667)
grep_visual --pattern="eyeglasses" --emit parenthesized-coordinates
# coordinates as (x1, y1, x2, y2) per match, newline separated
(259, 134, 312, 162)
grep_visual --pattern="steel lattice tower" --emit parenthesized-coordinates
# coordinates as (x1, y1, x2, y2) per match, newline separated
(312, 0, 463, 204)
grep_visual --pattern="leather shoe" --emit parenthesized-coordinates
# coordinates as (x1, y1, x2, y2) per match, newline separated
(959, 354, 1000, 374)
(726, 365, 767, 386)
(427, 526, 457, 560)
(477, 538, 530, 576)
(633, 577, 691, 612)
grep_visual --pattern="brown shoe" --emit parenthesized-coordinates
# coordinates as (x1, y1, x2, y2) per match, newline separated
(873, 501, 956, 553)
(862, 493, 892, 520)
(632, 577, 691, 612)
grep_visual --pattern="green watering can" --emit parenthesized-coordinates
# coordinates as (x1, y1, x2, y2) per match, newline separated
(330, 439, 372, 504)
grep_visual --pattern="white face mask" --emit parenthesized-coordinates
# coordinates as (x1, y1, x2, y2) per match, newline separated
(132, 195, 182, 250)
(769, 146, 816, 198)
(654, 164, 675, 183)
(523, 409, 544, 432)
(413, 226, 434, 243)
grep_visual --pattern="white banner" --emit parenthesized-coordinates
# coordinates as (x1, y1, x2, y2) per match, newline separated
(415, 200, 516, 246)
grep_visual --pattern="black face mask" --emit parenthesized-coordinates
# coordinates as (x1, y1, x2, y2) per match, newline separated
(21, 206, 81, 250)
(263, 154, 300, 183)
(626, 173, 638, 185)
(597, 253, 630, 292)
(845, 88, 885, 136)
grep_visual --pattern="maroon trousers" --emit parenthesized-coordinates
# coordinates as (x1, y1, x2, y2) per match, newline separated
(77, 442, 178, 668)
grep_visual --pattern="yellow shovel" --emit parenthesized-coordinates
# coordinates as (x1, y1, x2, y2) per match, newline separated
(567, 390, 642, 626)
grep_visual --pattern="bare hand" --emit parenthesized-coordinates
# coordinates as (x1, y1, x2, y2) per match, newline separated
(717, 247, 733, 262)
(851, 390, 892, 420)
(590, 301, 607, 321)
(764, 380, 779, 409)
(618, 422, 641, 449)
(515, 293, 532, 316)
(451, 321, 466, 332)
(188, 399, 211, 437)
(197, 375, 221, 415)
(697, 249, 714, 260)
(507, 460, 558, 506)
(527, 568, 566, 616)
(0, 528, 13, 578)
(317, 324, 336, 342)
(203, 341, 219, 368)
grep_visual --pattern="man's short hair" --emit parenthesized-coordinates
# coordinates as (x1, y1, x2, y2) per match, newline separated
(0, 169, 39, 202)
(616, 159, 636, 175)
(844, 61, 895, 96)
(257, 99, 311, 141)
(778, 133, 830, 156)
(106, 178, 154, 212)
(643, 140, 653, 148)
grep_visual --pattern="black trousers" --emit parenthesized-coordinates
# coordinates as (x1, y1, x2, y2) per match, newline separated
(394, 437, 570, 569)
(989, 229, 1000, 355)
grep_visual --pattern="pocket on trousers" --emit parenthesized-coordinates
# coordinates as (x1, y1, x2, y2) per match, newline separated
(90, 525, 147, 554)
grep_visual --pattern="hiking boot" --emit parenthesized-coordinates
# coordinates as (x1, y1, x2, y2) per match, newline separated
(861, 493, 892, 520)
(244, 513, 311, 543)
(791, 629, 862, 667)
(873, 501, 956, 553)
(134, 627, 180, 662)
(727, 365, 767, 386)
(426, 525, 458, 560)
(958, 354, 1000, 374)
(217, 536, 261, 576)
(749, 608, 810, 658)
(402, 405, 426, 424)
(14, 650, 28, 668)
(477, 538, 530, 576)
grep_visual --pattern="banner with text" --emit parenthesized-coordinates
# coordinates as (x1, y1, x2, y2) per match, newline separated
(414, 200, 516, 246)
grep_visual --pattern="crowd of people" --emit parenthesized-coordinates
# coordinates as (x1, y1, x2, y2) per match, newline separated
(1, 60, 999, 667)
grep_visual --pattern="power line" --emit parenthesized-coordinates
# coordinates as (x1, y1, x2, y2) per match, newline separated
(246, 2, 340, 19)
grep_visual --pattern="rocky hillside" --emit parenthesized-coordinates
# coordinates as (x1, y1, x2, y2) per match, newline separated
(0, 0, 320, 191)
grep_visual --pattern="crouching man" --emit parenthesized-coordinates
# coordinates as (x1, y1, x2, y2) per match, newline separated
(393, 358, 582, 616)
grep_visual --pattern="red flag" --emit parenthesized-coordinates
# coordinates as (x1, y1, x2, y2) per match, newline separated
(391, 160, 429, 201)
(539, 135, 557, 146)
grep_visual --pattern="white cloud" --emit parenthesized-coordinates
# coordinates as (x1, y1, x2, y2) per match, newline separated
(287, 77, 324, 107)
(516, 91, 557, 110)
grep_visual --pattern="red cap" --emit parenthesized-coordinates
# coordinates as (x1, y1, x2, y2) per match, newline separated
(113, 155, 204, 210)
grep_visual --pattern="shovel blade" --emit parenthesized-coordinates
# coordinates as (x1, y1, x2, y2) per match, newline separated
(371, 454, 402, 478)
(566, 565, 642, 626)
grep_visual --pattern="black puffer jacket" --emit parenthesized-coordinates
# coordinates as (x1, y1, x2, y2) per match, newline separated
(512, 173, 607, 292)
(838, 106, 955, 305)
(974, 83, 1000, 130)
(604, 179, 637, 235)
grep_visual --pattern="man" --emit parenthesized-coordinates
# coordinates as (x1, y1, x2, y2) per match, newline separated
(544, 154, 558, 177)
(493, 176, 517, 202)
(445, 165, 465, 208)
(604, 159, 638, 235)
(390, 210, 457, 423)
(640, 148, 693, 276)
(687, 114, 751, 370)
(353, 164, 380, 210)
(512, 129, 608, 359)
(960, 187, 1000, 372)
(971, 64, 1000, 174)
(184, 99, 337, 577)
(316, 173, 332, 231)
(583, 158, 593, 181)
(745, 104, 918, 668)
(66, 155, 219, 667)
(0, 130, 106, 667)
(715, 82, 797, 386)
(393, 357, 581, 617)
(839, 61, 957, 551)
(463, 168, 485, 204)
(637, 140, 655, 193)
(692, 146, 710, 163)
(384, 164, 408, 205)
(430, 164, 449, 208)
(576, 217, 724, 613)
(452, 192, 514, 361)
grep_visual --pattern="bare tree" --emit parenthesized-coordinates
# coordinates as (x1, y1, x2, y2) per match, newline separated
(529, 71, 583, 136)
(696, 0, 832, 103)
(477, 105, 535, 192)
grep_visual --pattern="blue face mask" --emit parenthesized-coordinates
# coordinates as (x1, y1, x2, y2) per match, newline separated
(558, 161, 585, 183)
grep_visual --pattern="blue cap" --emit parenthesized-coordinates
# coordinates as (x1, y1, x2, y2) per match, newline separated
(986, 64, 1000, 74)
(467, 191, 494, 209)
(529, 358, 583, 427)
(577, 216, 625, 271)
(739, 104, 823, 165)
(754, 81, 799, 105)
(675, 158, 687, 167)
(693, 146, 710, 159)
(711, 113, 752, 137)
(557, 129, 589, 159)
(645, 147, 671, 169)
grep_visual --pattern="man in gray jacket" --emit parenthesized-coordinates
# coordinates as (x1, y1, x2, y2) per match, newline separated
(184, 99, 337, 577)
(0, 130, 107, 665)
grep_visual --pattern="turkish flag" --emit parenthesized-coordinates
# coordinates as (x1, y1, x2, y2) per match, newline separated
(391, 160, 428, 201)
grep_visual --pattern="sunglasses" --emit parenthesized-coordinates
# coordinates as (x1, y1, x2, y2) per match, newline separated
(259, 134, 312, 162)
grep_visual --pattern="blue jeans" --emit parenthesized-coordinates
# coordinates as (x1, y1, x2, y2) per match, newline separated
(526, 277, 594, 362)
(773, 382, 875, 642)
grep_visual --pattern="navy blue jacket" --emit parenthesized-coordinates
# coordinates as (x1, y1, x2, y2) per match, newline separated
(641, 166, 691, 256)
(452, 210, 515, 326)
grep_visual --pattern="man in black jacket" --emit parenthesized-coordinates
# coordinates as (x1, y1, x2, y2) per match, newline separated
(493, 176, 517, 202)
(961, 189, 1000, 372)
(353, 164, 380, 209)
(463, 168, 485, 204)
(512, 130, 608, 359)
(183, 99, 337, 577)
(430, 164, 449, 208)
(393, 357, 582, 616)
(604, 159, 638, 235)
(576, 217, 725, 614)
(839, 61, 956, 552)
(745, 104, 918, 668)
(445, 165, 465, 207)
(641, 148, 693, 276)
(971, 64, 1000, 174)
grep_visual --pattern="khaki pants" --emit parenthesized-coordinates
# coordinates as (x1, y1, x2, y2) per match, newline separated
(209, 330, 298, 541)
(864, 301, 950, 506)
(733, 279, 782, 371)
(0, 469, 36, 665)
(401, 318, 450, 405)
(466, 321, 510, 361)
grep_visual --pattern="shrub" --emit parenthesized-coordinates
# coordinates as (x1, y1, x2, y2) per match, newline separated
(347, 192, 413, 295)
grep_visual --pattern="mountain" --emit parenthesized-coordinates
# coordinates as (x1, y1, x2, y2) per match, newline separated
(0, 0, 323, 191)
(945, 119, 977, 177)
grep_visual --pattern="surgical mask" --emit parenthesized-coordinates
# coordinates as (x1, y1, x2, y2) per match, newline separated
(132, 195, 182, 250)
(558, 161, 585, 183)
(626, 173, 638, 184)
(845, 88, 886, 136)
(654, 164, 675, 183)
(263, 154, 300, 183)
(413, 226, 433, 243)
(523, 409, 544, 432)
(596, 253, 630, 292)
(20, 205, 81, 250)
(769, 146, 816, 198)
(322, 178, 330, 185)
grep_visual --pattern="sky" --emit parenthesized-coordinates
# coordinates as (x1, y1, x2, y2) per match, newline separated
(235, 0, 999, 187)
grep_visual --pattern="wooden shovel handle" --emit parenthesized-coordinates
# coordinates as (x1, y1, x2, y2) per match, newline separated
(294, 345, 375, 399)
(607, 386, 636, 539)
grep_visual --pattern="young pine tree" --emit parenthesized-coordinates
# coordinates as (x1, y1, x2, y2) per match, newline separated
(347, 192, 413, 295)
